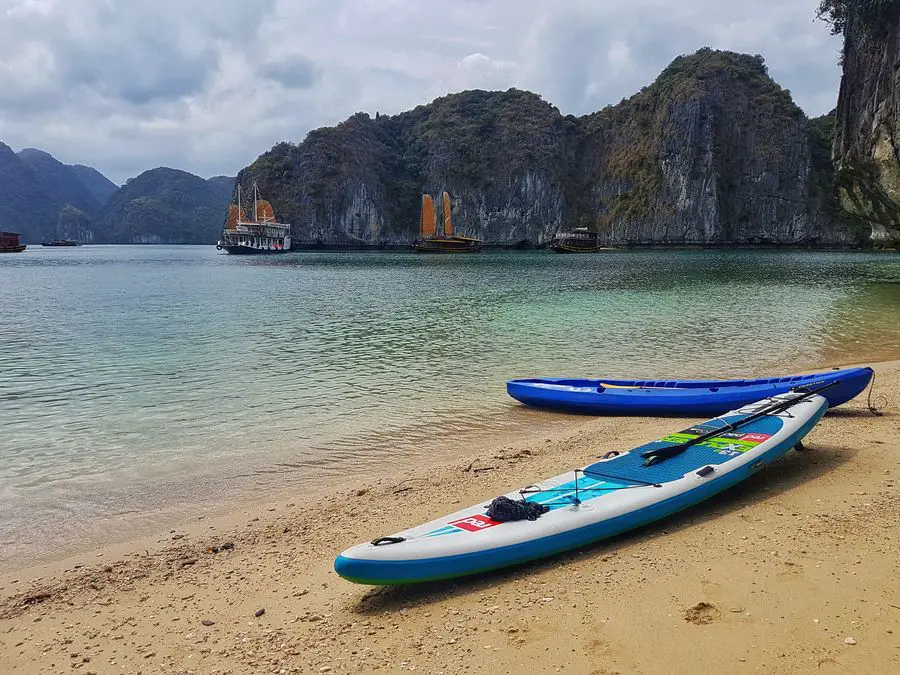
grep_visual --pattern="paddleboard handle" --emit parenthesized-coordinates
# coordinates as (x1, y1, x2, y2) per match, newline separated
(371, 536, 405, 546)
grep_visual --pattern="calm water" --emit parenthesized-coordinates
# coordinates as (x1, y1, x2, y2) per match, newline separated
(1, 245, 899, 567)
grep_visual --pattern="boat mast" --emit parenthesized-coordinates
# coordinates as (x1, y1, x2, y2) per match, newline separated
(237, 185, 242, 223)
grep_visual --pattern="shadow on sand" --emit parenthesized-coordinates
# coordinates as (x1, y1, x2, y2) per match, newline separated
(348, 440, 858, 614)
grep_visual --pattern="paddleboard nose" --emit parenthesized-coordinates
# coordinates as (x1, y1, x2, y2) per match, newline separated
(333, 553, 355, 578)
(334, 553, 384, 585)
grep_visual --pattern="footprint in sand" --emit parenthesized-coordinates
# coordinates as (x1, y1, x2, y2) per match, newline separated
(684, 601, 720, 625)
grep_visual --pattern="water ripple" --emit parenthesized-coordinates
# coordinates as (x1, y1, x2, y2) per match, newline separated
(1, 245, 899, 566)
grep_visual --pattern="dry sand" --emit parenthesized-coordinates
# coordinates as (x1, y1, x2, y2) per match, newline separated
(1, 361, 898, 674)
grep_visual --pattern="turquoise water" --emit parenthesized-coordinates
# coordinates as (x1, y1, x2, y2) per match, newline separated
(1, 245, 899, 567)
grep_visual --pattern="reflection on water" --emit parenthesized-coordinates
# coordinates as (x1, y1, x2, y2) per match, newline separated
(1, 245, 898, 566)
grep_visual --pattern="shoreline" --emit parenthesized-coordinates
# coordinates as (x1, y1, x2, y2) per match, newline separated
(1, 359, 897, 673)
(2, 348, 895, 577)
(2, 353, 896, 575)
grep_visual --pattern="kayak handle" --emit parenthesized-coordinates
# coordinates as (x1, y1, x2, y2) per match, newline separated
(371, 536, 405, 546)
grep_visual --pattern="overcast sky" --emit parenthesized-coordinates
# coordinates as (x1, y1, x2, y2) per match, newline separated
(0, 0, 843, 185)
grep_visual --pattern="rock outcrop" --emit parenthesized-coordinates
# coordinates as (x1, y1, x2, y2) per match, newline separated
(830, 1, 900, 245)
(96, 168, 234, 244)
(238, 49, 862, 248)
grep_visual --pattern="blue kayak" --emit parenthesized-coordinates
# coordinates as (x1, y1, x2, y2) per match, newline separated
(506, 366, 873, 417)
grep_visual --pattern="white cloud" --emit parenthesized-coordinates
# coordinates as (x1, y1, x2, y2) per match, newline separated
(454, 53, 519, 91)
(0, 0, 843, 183)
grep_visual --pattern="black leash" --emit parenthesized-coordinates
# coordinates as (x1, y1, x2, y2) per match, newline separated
(866, 371, 885, 416)
(639, 380, 841, 467)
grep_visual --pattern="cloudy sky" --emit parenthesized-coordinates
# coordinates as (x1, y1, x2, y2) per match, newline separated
(0, 0, 843, 184)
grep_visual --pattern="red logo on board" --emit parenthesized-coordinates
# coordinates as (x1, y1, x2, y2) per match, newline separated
(449, 514, 501, 532)
(741, 433, 772, 443)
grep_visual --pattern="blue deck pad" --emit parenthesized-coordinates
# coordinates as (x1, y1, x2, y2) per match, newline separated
(520, 475, 631, 510)
(582, 414, 785, 486)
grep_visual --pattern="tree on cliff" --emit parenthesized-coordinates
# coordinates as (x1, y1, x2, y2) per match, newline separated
(817, 0, 900, 34)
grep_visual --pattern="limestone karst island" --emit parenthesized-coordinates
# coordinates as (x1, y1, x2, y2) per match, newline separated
(1, 2, 899, 675)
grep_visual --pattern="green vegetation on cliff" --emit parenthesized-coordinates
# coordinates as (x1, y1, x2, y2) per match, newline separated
(0, 143, 62, 241)
(817, 0, 900, 34)
(826, 0, 900, 244)
(97, 168, 234, 244)
(240, 48, 855, 247)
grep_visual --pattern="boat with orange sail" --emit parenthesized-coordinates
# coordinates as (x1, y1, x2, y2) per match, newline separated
(217, 183, 291, 254)
(412, 191, 481, 253)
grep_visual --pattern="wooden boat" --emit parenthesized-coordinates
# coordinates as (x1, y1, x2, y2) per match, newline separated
(550, 227, 608, 253)
(0, 230, 26, 253)
(41, 239, 80, 246)
(217, 183, 291, 254)
(412, 192, 481, 253)
(507, 366, 874, 417)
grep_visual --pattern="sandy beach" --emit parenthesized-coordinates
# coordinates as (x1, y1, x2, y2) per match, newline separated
(1, 360, 898, 674)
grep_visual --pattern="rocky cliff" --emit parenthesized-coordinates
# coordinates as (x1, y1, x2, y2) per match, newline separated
(0, 142, 62, 241)
(828, 0, 900, 245)
(238, 49, 861, 248)
(0, 144, 119, 243)
(0, 143, 235, 244)
(96, 168, 234, 244)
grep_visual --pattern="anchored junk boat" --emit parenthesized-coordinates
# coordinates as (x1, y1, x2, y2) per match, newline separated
(413, 192, 481, 253)
(550, 227, 607, 253)
(217, 183, 291, 254)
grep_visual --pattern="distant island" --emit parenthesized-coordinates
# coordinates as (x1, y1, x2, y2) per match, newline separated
(3, 2, 898, 249)
(233, 2, 899, 250)
(236, 42, 897, 250)
(0, 143, 234, 244)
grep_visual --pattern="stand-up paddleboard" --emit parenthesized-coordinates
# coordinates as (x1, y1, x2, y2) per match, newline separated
(335, 387, 832, 585)
(506, 366, 872, 417)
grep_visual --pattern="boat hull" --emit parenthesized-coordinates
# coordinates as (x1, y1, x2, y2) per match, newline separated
(506, 367, 873, 417)
(0, 245, 26, 253)
(217, 245, 288, 254)
(412, 237, 481, 253)
(412, 245, 481, 253)
(335, 393, 828, 584)
(549, 244, 605, 253)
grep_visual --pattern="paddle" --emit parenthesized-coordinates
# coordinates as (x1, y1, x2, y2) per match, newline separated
(640, 380, 841, 467)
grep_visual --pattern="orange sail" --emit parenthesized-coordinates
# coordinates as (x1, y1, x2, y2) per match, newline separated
(420, 194, 436, 237)
(256, 199, 275, 222)
(225, 204, 240, 230)
(442, 191, 452, 236)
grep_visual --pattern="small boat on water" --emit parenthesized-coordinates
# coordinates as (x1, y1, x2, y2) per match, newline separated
(0, 230, 26, 253)
(550, 227, 609, 253)
(41, 239, 81, 247)
(335, 386, 831, 584)
(217, 183, 291, 254)
(507, 366, 874, 417)
(413, 192, 481, 253)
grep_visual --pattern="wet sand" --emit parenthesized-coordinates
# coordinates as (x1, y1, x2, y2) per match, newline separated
(1, 360, 898, 674)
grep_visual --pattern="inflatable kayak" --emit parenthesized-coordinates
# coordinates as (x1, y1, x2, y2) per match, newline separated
(506, 366, 872, 417)
(335, 386, 831, 585)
